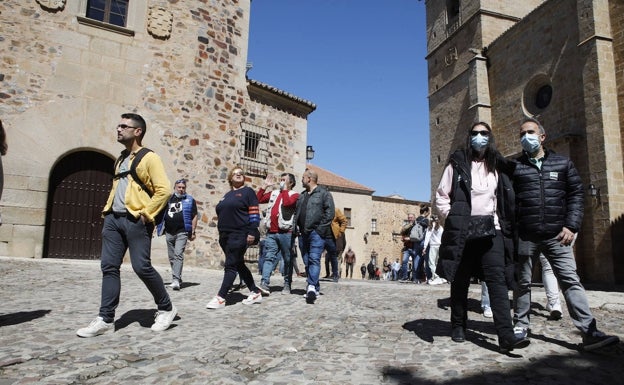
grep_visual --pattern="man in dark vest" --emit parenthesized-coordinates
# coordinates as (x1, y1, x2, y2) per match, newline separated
(158, 178, 198, 290)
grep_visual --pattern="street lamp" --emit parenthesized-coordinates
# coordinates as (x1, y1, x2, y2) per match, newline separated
(306, 145, 315, 161)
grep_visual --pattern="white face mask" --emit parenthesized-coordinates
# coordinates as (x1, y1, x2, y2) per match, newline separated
(279, 181, 285, 190)
(521, 133, 541, 154)
(470, 133, 489, 152)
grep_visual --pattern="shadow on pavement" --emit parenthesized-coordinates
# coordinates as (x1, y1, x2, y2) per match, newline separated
(0, 310, 51, 327)
(115, 308, 181, 331)
(381, 342, 623, 385)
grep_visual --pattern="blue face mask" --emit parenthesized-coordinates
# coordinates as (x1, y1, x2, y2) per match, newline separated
(470, 133, 489, 152)
(521, 133, 541, 154)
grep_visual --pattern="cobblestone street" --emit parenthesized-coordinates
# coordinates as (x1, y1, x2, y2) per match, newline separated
(1, 256, 623, 384)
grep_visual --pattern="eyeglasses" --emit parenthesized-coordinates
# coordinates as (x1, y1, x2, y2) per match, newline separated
(470, 130, 490, 137)
(117, 124, 138, 130)
(175, 179, 186, 184)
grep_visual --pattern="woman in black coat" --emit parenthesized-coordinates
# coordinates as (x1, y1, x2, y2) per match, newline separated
(435, 122, 528, 354)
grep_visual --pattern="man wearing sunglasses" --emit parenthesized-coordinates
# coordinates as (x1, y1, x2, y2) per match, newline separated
(157, 178, 198, 291)
(77, 113, 176, 337)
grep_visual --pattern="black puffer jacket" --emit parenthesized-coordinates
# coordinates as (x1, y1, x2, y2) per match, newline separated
(513, 149, 584, 239)
(436, 150, 516, 284)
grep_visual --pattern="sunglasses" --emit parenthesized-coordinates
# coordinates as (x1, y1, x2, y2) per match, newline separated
(470, 130, 490, 137)
(117, 124, 138, 130)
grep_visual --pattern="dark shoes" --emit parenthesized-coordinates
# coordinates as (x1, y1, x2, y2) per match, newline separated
(499, 336, 530, 353)
(582, 330, 620, 351)
(451, 327, 465, 343)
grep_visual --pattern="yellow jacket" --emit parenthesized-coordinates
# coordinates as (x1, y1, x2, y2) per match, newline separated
(331, 208, 348, 239)
(102, 148, 170, 223)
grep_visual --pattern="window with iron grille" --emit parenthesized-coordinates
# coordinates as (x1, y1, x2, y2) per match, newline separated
(239, 122, 269, 177)
(86, 0, 129, 27)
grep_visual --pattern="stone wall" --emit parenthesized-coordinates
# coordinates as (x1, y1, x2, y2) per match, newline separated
(0, 0, 311, 269)
(425, 0, 624, 282)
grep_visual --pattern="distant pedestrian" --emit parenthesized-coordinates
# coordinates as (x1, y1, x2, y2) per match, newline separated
(360, 263, 366, 279)
(77, 113, 176, 338)
(0, 119, 7, 225)
(344, 246, 356, 279)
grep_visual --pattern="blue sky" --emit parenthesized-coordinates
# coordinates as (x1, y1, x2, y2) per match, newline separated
(247, 0, 430, 202)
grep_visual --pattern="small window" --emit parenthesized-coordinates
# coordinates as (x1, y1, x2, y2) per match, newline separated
(239, 122, 269, 177)
(86, 0, 129, 27)
(371, 218, 378, 233)
(344, 208, 352, 227)
(447, 0, 460, 19)
(523, 74, 553, 116)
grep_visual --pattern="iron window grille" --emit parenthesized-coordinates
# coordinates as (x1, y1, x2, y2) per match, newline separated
(239, 122, 269, 178)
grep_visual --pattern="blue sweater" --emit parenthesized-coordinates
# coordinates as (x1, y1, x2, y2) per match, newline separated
(216, 186, 260, 238)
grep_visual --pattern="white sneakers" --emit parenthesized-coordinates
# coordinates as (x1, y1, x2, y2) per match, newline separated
(169, 280, 180, 291)
(242, 291, 263, 305)
(482, 306, 493, 318)
(151, 305, 178, 332)
(206, 295, 226, 309)
(76, 316, 113, 338)
(206, 291, 264, 309)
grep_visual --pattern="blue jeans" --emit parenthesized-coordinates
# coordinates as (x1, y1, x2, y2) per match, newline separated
(513, 235, 594, 333)
(99, 214, 171, 323)
(165, 231, 188, 282)
(261, 232, 293, 285)
(324, 236, 338, 278)
(411, 241, 424, 281)
(299, 230, 326, 292)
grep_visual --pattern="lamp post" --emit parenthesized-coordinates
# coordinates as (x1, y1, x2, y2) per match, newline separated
(306, 145, 315, 162)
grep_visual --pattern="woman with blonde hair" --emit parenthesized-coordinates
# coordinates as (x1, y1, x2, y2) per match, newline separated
(206, 167, 264, 309)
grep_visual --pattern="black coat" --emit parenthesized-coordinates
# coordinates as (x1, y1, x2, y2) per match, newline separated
(513, 149, 584, 238)
(436, 150, 516, 286)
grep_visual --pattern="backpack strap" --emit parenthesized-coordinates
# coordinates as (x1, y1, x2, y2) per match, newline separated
(113, 147, 154, 197)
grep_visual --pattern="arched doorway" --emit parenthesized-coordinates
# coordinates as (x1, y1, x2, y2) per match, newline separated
(44, 151, 114, 259)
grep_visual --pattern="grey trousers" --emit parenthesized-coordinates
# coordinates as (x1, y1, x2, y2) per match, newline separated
(513, 235, 594, 334)
(166, 231, 189, 282)
(99, 214, 171, 323)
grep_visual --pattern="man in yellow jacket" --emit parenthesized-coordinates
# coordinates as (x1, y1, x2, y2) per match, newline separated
(324, 208, 347, 282)
(77, 113, 176, 337)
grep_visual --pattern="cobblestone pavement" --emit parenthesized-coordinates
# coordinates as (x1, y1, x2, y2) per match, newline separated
(1, 256, 623, 385)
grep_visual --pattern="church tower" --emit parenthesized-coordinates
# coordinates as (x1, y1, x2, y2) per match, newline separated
(425, 0, 546, 193)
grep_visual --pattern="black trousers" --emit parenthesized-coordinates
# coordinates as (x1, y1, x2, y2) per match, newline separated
(450, 230, 514, 342)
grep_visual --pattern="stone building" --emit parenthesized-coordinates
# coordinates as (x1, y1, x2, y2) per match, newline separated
(306, 164, 426, 271)
(425, 0, 624, 283)
(0, 0, 315, 269)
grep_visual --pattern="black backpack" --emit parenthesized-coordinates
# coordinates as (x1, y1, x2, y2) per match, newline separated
(113, 147, 154, 197)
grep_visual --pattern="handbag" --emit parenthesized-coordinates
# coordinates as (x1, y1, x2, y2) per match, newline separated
(466, 215, 495, 241)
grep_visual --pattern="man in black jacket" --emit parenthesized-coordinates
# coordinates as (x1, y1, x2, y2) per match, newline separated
(512, 117, 619, 351)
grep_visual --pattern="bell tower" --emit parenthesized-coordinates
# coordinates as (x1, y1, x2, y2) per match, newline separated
(425, 0, 547, 197)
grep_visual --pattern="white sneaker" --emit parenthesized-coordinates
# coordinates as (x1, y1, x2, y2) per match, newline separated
(206, 295, 226, 309)
(482, 306, 493, 318)
(546, 301, 562, 320)
(76, 316, 113, 338)
(151, 305, 177, 331)
(169, 280, 180, 291)
(242, 291, 263, 305)
(429, 277, 444, 285)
